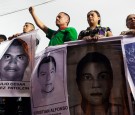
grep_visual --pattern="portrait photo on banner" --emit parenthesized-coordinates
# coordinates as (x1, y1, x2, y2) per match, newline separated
(67, 40, 133, 115)
(0, 32, 36, 97)
(0, 33, 36, 82)
(0, 39, 29, 81)
(31, 49, 67, 108)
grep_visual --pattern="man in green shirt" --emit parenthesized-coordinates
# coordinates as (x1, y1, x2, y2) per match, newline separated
(29, 6, 77, 46)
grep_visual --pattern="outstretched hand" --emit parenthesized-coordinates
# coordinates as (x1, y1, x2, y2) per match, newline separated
(8, 33, 21, 40)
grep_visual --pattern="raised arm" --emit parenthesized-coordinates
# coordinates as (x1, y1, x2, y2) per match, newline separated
(29, 6, 48, 34)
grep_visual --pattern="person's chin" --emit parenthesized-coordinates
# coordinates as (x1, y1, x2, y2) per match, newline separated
(6, 72, 17, 77)
(45, 86, 54, 93)
(89, 97, 103, 105)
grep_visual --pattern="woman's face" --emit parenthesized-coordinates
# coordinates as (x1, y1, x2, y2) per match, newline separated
(87, 11, 100, 26)
(78, 62, 113, 105)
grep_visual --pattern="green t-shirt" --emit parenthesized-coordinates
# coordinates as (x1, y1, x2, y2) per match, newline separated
(46, 27, 78, 46)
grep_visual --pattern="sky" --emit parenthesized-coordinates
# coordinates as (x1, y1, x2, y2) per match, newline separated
(0, 0, 134, 54)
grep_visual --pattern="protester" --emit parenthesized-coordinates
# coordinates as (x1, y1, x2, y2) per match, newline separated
(0, 34, 7, 42)
(78, 10, 113, 41)
(8, 22, 39, 46)
(121, 14, 135, 35)
(29, 6, 77, 46)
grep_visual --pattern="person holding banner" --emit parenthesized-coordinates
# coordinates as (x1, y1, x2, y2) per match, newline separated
(29, 6, 78, 46)
(78, 10, 113, 41)
(75, 52, 128, 115)
(0, 34, 7, 42)
(8, 22, 39, 46)
(0, 39, 29, 81)
(121, 14, 135, 36)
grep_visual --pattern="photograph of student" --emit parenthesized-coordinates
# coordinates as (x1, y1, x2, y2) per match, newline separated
(75, 52, 129, 115)
(37, 56, 56, 95)
(32, 54, 66, 107)
(0, 39, 29, 81)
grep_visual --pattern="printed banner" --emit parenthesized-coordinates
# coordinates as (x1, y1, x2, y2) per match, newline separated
(31, 45, 70, 115)
(0, 31, 37, 97)
(67, 38, 133, 115)
(122, 36, 135, 101)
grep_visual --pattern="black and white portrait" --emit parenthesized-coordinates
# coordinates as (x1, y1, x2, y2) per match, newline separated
(0, 39, 29, 81)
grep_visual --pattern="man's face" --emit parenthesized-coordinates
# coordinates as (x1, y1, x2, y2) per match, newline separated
(126, 14, 135, 29)
(78, 62, 113, 105)
(56, 13, 69, 27)
(38, 62, 56, 93)
(23, 23, 34, 33)
(0, 45, 29, 81)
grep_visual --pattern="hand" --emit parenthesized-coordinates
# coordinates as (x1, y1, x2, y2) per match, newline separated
(82, 36, 93, 41)
(29, 6, 34, 14)
(8, 33, 21, 40)
(92, 35, 104, 40)
(120, 31, 129, 35)
(129, 30, 135, 35)
(120, 30, 135, 35)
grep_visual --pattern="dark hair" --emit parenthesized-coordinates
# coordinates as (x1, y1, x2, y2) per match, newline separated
(60, 12, 70, 25)
(37, 56, 56, 77)
(11, 39, 29, 59)
(76, 52, 113, 81)
(126, 14, 135, 28)
(25, 22, 35, 30)
(0, 34, 7, 41)
(87, 10, 101, 25)
(126, 14, 132, 23)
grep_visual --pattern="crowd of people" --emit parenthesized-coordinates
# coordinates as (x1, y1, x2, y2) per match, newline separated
(0, 6, 135, 115)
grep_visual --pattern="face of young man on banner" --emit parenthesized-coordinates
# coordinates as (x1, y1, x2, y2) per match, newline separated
(0, 41, 29, 81)
(38, 62, 56, 93)
(78, 62, 113, 105)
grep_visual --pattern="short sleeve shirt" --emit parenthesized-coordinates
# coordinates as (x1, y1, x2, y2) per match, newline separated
(79, 25, 111, 38)
(46, 27, 78, 46)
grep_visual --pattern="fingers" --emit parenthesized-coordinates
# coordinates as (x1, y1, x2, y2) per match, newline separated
(8, 33, 21, 40)
(29, 6, 34, 14)
(82, 35, 104, 42)
(83, 36, 92, 41)
(82, 36, 98, 41)
(120, 31, 127, 35)
(92, 36, 100, 41)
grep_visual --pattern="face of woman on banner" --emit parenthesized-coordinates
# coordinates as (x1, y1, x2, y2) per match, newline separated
(38, 62, 56, 93)
(78, 62, 113, 105)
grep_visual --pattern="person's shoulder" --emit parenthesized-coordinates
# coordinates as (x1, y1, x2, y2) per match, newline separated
(98, 26, 111, 32)
(66, 27, 77, 31)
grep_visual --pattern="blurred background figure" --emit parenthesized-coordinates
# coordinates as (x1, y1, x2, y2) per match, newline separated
(121, 14, 135, 36)
(0, 34, 7, 43)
